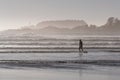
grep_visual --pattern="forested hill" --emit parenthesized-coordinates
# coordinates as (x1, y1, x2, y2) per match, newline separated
(0, 17, 120, 36)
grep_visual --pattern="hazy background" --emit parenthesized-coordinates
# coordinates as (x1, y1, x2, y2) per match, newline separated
(0, 0, 120, 31)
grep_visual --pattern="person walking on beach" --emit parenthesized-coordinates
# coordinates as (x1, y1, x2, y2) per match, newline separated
(79, 39, 84, 52)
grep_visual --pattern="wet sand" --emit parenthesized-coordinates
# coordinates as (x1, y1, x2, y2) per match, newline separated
(0, 65, 120, 80)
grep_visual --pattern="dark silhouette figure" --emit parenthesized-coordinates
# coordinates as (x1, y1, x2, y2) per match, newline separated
(79, 39, 84, 52)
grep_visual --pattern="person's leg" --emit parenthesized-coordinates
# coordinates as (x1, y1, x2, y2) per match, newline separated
(79, 47, 81, 52)
(82, 47, 84, 52)
(81, 45, 84, 52)
(79, 48, 83, 52)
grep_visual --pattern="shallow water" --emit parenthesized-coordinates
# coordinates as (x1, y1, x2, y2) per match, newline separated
(0, 52, 120, 61)
(0, 66, 120, 80)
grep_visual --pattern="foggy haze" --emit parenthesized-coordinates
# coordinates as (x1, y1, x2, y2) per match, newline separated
(0, 0, 120, 31)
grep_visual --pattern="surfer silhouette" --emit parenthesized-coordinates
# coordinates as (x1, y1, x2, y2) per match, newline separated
(79, 39, 84, 52)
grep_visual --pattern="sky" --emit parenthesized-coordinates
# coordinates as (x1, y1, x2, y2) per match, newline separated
(0, 0, 120, 31)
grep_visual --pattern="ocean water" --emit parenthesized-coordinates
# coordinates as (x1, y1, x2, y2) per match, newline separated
(0, 36, 120, 80)
(0, 50, 120, 80)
